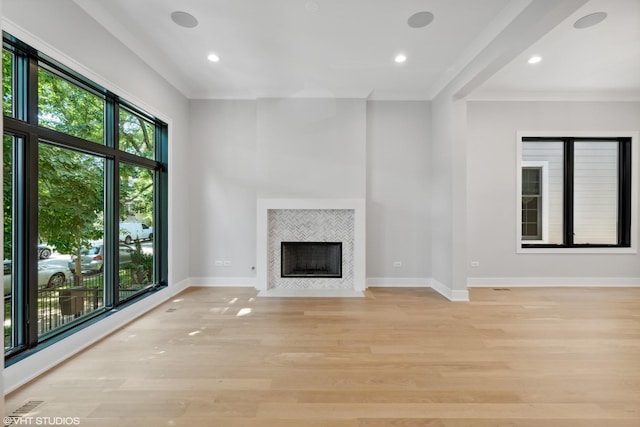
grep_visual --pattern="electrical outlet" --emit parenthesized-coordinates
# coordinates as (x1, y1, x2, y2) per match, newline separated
(214, 260, 223, 267)
(471, 261, 480, 268)
(393, 261, 402, 268)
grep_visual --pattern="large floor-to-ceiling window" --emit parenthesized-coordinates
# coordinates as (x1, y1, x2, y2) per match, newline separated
(3, 33, 168, 360)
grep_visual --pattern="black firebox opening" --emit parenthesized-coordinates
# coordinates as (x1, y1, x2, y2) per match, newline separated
(281, 242, 342, 278)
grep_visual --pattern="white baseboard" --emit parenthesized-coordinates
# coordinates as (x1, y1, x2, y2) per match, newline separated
(171, 277, 190, 294)
(366, 277, 469, 302)
(431, 278, 470, 302)
(4, 278, 189, 394)
(366, 277, 431, 287)
(189, 277, 256, 287)
(468, 277, 640, 287)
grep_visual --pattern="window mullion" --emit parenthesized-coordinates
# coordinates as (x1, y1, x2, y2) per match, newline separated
(24, 131, 39, 348)
(103, 99, 118, 308)
(11, 49, 29, 122)
(8, 134, 28, 353)
(563, 138, 574, 246)
(156, 126, 168, 286)
(23, 55, 40, 347)
(618, 139, 632, 246)
(26, 56, 38, 126)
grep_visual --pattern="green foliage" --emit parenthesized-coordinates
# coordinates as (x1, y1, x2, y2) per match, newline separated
(119, 109, 155, 225)
(120, 164, 153, 225)
(3, 50, 13, 116)
(36, 67, 106, 262)
(3, 52, 15, 260)
(38, 145, 104, 257)
(2, 50, 154, 272)
(119, 108, 155, 158)
(126, 239, 154, 286)
(38, 68, 104, 144)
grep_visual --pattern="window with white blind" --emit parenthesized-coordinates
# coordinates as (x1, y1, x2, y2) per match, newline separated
(518, 135, 634, 250)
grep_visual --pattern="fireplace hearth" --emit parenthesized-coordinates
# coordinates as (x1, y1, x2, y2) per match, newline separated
(281, 242, 342, 278)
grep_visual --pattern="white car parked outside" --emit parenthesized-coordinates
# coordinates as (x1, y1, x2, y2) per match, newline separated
(119, 222, 153, 244)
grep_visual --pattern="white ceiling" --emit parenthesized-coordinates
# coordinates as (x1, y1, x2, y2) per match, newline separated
(472, 0, 640, 100)
(71, 0, 640, 101)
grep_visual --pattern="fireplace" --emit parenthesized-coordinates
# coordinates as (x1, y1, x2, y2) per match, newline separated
(281, 242, 342, 278)
(256, 199, 366, 296)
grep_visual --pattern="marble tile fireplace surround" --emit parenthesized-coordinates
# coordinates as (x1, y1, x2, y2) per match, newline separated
(256, 199, 366, 297)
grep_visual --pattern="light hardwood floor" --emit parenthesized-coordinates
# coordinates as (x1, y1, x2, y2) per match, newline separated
(5, 286, 640, 426)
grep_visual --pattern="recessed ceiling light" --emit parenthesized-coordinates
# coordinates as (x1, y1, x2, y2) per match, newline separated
(574, 12, 607, 29)
(207, 53, 220, 63)
(528, 55, 542, 64)
(407, 11, 434, 29)
(394, 54, 407, 64)
(171, 11, 198, 28)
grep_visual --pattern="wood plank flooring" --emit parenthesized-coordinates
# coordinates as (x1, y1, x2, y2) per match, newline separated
(5, 286, 640, 426)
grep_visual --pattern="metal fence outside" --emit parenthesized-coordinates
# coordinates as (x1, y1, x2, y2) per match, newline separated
(5, 268, 149, 349)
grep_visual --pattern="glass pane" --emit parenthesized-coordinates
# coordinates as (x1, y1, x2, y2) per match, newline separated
(38, 143, 105, 338)
(119, 108, 155, 159)
(4, 135, 15, 352)
(574, 141, 618, 244)
(522, 168, 541, 195)
(119, 164, 154, 301)
(521, 196, 541, 240)
(522, 141, 564, 244)
(38, 68, 104, 144)
(3, 50, 13, 117)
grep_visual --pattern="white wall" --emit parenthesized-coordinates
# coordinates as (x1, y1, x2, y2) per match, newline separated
(422, 0, 587, 300)
(188, 98, 369, 282)
(467, 101, 640, 282)
(3, 0, 191, 393)
(256, 98, 367, 198)
(366, 101, 431, 280)
(430, 94, 469, 300)
(187, 98, 434, 284)
(188, 100, 257, 280)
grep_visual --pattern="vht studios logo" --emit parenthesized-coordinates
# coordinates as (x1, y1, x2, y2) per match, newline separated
(3, 417, 81, 426)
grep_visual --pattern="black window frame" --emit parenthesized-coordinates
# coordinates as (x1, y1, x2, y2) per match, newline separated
(3, 33, 168, 362)
(521, 136, 632, 249)
(521, 166, 543, 241)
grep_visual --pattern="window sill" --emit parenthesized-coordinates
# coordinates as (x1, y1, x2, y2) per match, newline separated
(517, 246, 636, 254)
